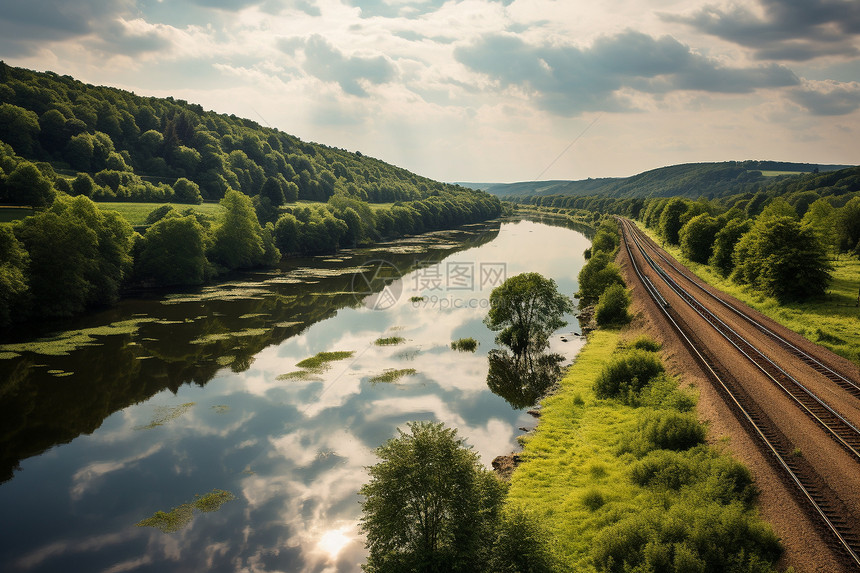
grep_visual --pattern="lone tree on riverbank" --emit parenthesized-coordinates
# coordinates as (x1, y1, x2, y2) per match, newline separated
(359, 422, 506, 572)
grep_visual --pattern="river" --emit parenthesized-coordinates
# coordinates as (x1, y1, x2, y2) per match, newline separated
(0, 216, 590, 573)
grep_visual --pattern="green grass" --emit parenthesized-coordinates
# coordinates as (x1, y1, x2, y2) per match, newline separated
(506, 329, 780, 571)
(0, 206, 33, 224)
(96, 202, 224, 225)
(636, 222, 860, 365)
(759, 170, 806, 177)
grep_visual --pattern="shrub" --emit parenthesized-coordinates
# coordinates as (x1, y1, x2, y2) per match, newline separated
(582, 489, 606, 511)
(629, 335, 661, 352)
(630, 411, 706, 454)
(594, 349, 665, 401)
(577, 251, 624, 304)
(489, 507, 554, 573)
(595, 283, 631, 327)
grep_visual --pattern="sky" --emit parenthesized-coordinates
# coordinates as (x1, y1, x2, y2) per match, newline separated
(1, 0, 859, 183)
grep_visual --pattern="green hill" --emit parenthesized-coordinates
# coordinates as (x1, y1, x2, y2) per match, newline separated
(0, 62, 495, 210)
(485, 161, 854, 200)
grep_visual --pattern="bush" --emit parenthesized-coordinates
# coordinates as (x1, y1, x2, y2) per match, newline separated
(629, 335, 661, 352)
(489, 507, 554, 573)
(577, 251, 624, 304)
(595, 283, 631, 327)
(594, 349, 665, 401)
(630, 411, 706, 454)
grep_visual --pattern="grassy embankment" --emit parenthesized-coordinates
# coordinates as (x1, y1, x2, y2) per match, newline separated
(506, 329, 782, 572)
(635, 222, 860, 366)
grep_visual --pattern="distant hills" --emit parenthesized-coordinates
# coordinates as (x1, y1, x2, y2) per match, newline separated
(463, 161, 856, 200)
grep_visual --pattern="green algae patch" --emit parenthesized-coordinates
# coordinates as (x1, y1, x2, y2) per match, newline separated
(374, 336, 406, 346)
(136, 489, 235, 533)
(135, 402, 196, 430)
(295, 350, 355, 370)
(369, 368, 417, 384)
(211, 405, 230, 414)
(194, 489, 236, 512)
(0, 351, 21, 360)
(190, 328, 268, 345)
(274, 321, 303, 328)
(136, 503, 194, 533)
(276, 370, 323, 381)
(47, 370, 74, 377)
(0, 318, 156, 357)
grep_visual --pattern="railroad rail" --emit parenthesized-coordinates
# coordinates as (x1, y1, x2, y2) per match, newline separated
(618, 217, 860, 568)
(629, 222, 860, 400)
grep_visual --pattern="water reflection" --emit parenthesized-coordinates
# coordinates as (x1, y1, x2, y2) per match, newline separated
(486, 349, 565, 409)
(0, 217, 590, 572)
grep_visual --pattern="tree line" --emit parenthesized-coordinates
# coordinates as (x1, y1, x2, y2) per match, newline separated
(511, 172, 860, 303)
(0, 186, 500, 326)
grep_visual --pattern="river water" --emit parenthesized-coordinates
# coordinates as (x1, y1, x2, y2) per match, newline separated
(0, 216, 590, 573)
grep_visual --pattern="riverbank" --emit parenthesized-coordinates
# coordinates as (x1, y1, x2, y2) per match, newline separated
(504, 328, 783, 571)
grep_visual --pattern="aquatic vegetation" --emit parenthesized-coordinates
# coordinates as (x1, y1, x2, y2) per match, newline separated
(273, 321, 303, 328)
(190, 328, 268, 345)
(211, 405, 230, 414)
(0, 351, 21, 360)
(410, 296, 425, 302)
(295, 350, 355, 370)
(276, 370, 323, 381)
(369, 368, 417, 384)
(0, 318, 156, 356)
(451, 337, 478, 352)
(374, 336, 406, 346)
(135, 402, 196, 430)
(136, 489, 235, 533)
(47, 370, 74, 377)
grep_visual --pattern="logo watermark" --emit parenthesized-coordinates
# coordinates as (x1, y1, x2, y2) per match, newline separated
(353, 259, 507, 311)
(351, 260, 403, 310)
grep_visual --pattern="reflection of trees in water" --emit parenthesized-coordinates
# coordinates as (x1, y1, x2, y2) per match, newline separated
(0, 223, 501, 485)
(486, 349, 564, 410)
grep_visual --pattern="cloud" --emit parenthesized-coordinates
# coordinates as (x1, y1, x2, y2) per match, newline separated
(789, 79, 860, 115)
(347, 0, 513, 20)
(300, 34, 396, 96)
(663, 0, 860, 61)
(0, 0, 134, 55)
(455, 30, 800, 116)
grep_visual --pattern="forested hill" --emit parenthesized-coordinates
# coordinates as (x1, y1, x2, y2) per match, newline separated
(480, 161, 854, 200)
(0, 62, 489, 207)
(0, 63, 502, 327)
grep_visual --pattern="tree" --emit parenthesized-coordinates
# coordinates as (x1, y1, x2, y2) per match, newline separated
(801, 198, 838, 254)
(658, 198, 689, 245)
(732, 216, 831, 302)
(595, 283, 632, 327)
(360, 421, 506, 573)
(0, 226, 29, 325)
(4, 162, 55, 208)
(484, 272, 573, 367)
(709, 218, 751, 276)
(577, 251, 625, 305)
(208, 188, 272, 270)
(0, 103, 40, 156)
(835, 197, 860, 258)
(173, 177, 203, 204)
(679, 213, 721, 264)
(135, 215, 208, 286)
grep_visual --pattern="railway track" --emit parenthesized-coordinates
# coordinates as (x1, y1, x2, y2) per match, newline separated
(618, 217, 860, 568)
(629, 223, 860, 400)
